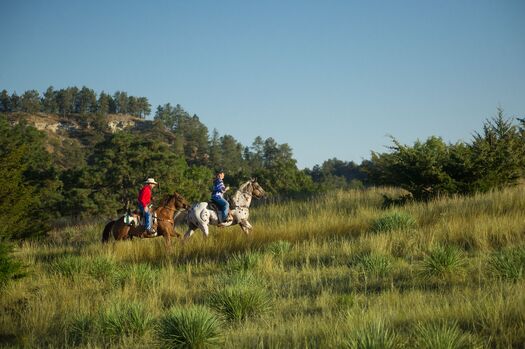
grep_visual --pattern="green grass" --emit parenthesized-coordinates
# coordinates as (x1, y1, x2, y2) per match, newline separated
(371, 211, 416, 233)
(343, 321, 404, 349)
(413, 321, 473, 349)
(488, 247, 525, 281)
(1, 186, 525, 347)
(155, 306, 222, 349)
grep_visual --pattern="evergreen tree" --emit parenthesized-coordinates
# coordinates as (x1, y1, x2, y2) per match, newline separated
(42, 86, 58, 114)
(97, 91, 111, 115)
(0, 89, 12, 112)
(0, 116, 59, 238)
(137, 97, 151, 118)
(10, 92, 20, 112)
(20, 90, 41, 113)
(56, 87, 77, 116)
(114, 91, 128, 114)
(208, 128, 222, 168)
(75, 86, 97, 115)
(470, 109, 523, 191)
(127, 96, 139, 117)
(219, 134, 244, 173)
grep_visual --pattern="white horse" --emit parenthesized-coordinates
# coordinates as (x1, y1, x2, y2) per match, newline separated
(184, 179, 266, 239)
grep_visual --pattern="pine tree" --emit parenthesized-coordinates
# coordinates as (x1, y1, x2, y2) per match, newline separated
(42, 86, 58, 114)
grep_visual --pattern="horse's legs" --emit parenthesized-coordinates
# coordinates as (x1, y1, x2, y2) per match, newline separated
(163, 232, 171, 249)
(198, 222, 210, 238)
(183, 228, 194, 240)
(239, 220, 253, 235)
(183, 222, 198, 240)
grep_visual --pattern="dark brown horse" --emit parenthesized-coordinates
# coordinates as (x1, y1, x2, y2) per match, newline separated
(101, 192, 190, 246)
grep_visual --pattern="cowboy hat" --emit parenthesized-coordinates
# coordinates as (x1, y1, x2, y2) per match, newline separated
(144, 178, 158, 185)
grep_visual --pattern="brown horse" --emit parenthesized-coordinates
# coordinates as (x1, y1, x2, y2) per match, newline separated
(101, 192, 190, 246)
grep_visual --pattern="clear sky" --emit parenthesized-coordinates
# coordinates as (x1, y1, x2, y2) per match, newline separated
(1, 0, 524, 169)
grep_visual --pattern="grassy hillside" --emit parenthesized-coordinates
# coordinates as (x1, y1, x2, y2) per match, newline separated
(1, 186, 525, 348)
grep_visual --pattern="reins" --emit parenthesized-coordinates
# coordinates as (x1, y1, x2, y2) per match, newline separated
(154, 196, 187, 225)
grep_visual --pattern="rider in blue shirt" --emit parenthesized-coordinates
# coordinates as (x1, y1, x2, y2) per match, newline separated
(211, 169, 232, 225)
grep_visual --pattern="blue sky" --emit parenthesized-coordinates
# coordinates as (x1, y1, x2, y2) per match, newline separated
(1, 0, 524, 169)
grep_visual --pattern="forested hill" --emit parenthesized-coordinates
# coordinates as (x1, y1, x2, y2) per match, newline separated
(1, 86, 525, 238)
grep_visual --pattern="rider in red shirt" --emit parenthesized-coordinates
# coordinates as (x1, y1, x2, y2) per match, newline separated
(138, 178, 157, 235)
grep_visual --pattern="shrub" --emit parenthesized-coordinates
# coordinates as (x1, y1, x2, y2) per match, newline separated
(371, 212, 416, 233)
(344, 321, 403, 349)
(156, 306, 222, 349)
(413, 321, 471, 349)
(488, 248, 525, 281)
(99, 302, 151, 339)
(209, 285, 272, 322)
(417, 246, 466, 280)
(356, 254, 393, 277)
(0, 241, 24, 289)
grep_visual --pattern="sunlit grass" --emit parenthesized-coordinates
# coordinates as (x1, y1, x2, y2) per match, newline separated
(1, 185, 525, 347)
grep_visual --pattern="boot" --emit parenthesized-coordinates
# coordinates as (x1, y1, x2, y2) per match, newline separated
(146, 228, 157, 237)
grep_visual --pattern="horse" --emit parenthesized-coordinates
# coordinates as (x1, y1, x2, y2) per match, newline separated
(184, 179, 266, 240)
(101, 191, 190, 246)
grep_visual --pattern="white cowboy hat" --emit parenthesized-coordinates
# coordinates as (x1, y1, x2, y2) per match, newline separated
(144, 178, 158, 185)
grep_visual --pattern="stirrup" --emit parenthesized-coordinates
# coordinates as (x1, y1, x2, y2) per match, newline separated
(146, 229, 157, 237)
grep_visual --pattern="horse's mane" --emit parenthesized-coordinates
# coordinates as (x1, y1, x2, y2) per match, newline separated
(159, 193, 176, 207)
(237, 181, 252, 192)
(231, 180, 253, 205)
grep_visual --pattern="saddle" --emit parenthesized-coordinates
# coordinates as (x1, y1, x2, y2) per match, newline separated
(207, 201, 234, 223)
(124, 207, 157, 228)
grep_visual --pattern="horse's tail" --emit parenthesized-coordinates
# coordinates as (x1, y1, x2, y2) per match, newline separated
(102, 220, 115, 243)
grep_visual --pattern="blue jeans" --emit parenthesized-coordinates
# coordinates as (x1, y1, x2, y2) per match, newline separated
(212, 196, 229, 222)
(138, 203, 151, 230)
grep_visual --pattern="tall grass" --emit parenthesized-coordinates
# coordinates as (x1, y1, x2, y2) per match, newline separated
(1, 185, 525, 347)
(343, 321, 404, 349)
(156, 306, 222, 349)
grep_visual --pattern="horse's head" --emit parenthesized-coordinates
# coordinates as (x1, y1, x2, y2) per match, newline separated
(250, 178, 266, 199)
(173, 192, 190, 210)
(165, 192, 190, 210)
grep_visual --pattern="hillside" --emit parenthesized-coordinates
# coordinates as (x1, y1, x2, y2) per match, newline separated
(6, 112, 175, 169)
(1, 186, 524, 347)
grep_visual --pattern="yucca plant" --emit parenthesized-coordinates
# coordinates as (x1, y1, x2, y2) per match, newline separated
(156, 306, 222, 349)
(417, 246, 466, 280)
(344, 321, 403, 349)
(371, 212, 416, 233)
(356, 254, 393, 277)
(208, 284, 272, 322)
(488, 248, 525, 281)
(99, 301, 151, 340)
(413, 321, 470, 349)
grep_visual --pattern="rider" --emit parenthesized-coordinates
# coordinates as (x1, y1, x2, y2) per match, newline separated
(138, 178, 158, 236)
(211, 169, 233, 226)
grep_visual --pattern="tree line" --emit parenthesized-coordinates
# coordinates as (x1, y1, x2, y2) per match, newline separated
(0, 87, 151, 118)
